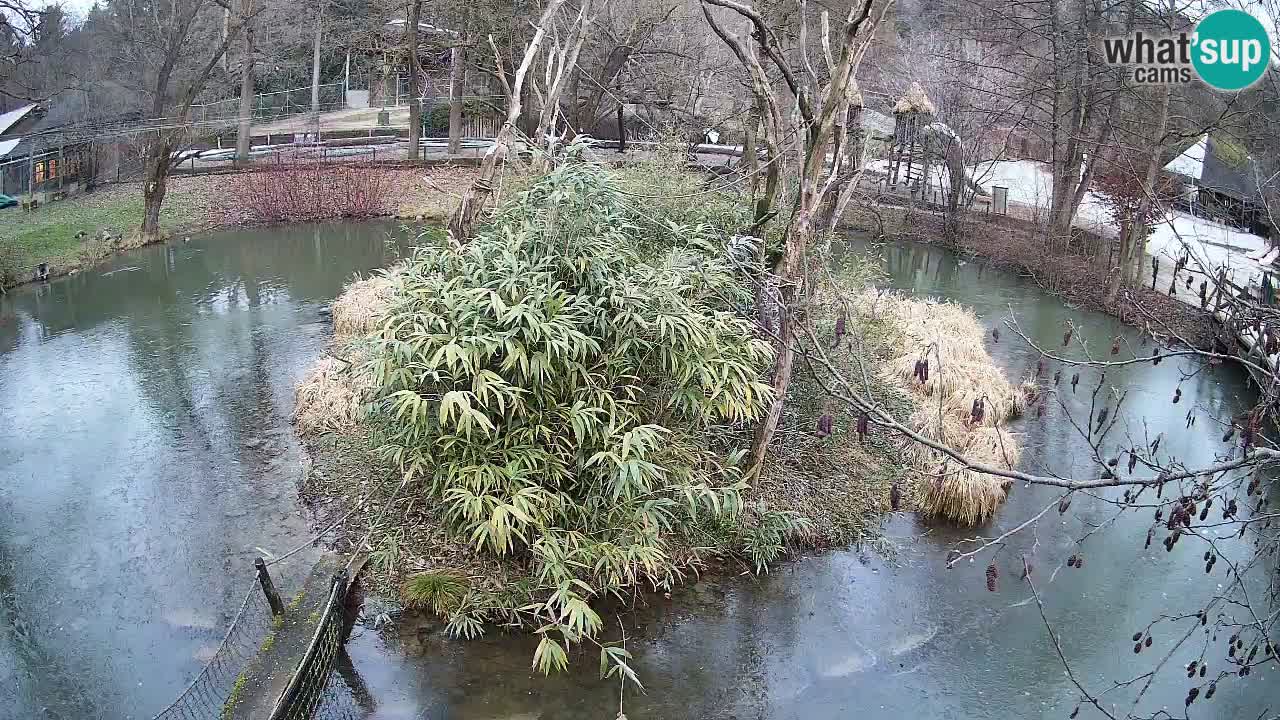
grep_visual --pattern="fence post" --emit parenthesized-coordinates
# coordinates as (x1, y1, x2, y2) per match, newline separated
(255, 557, 286, 616)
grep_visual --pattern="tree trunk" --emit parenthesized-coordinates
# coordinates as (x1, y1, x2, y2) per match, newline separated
(447, 44, 466, 154)
(309, 0, 325, 138)
(235, 0, 255, 167)
(406, 0, 422, 161)
(749, 213, 812, 475)
(140, 136, 175, 242)
(742, 106, 759, 197)
(447, 123, 513, 241)
(1105, 219, 1132, 304)
(749, 135, 833, 477)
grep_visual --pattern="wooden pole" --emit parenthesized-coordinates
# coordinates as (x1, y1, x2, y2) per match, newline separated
(255, 557, 286, 616)
(616, 102, 625, 153)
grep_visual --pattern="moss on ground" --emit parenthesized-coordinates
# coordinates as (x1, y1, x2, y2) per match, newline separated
(220, 671, 249, 720)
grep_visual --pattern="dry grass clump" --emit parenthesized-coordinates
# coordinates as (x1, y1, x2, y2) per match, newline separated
(293, 356, 373, 434)
(892, 81, 937, 114)
(867, 291, 1034, 525)
(332, 269, 401, 341)
(295, 270, 401, 433)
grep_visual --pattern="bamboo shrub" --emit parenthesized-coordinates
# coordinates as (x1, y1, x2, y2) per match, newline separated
(362, 160, 789, 672)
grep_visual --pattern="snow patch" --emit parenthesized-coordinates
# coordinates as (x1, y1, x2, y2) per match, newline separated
(1163, 135, 1207, 181)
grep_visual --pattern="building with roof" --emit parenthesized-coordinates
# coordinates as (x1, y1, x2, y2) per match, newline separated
(1163, 134, 1268, 237)
(0, 101, 96, 203)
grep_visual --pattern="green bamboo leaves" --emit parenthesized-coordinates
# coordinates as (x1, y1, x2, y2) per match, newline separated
(363, 161, 783, 671)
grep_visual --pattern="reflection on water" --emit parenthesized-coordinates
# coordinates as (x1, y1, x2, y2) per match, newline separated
(340, 237, 1280, 720)
(0, 220, 413, 718)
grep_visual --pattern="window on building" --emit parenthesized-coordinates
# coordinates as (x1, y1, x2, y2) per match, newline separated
(34, 161, 45, 183)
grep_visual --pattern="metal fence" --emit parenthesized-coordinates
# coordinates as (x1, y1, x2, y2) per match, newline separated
(267, 570, 372, 720)
(151, 580, 278, 720)
(189, 83, 347, 125)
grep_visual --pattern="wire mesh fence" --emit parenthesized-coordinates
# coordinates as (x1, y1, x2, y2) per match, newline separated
(151, 580, 277, 720)
(150, 564, 372, 720)
(188, 83, 347, 125)
(268, 570, 373, 720)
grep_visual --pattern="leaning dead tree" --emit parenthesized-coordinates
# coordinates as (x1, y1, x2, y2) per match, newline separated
(446, 0, 567, 245)
(701, 0, 892, 478)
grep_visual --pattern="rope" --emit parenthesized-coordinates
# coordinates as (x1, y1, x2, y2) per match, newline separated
(344, 478, 411, 575)
(265, 492, 371, 567)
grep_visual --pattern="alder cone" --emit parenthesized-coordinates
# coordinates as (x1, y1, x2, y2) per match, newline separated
(985, 563, 998, 592)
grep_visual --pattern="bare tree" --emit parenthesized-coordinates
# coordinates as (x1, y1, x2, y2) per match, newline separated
(447, 40, 466, 154)
(446, 0, 568, 244)
(308, 0, 326, 137)
(702, 0, 893, 477)
(101, 0, 247, 241)
(530, 1, 597, 160)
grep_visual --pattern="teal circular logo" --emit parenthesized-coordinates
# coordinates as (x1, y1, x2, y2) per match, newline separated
(1192, 9, 1271, 91)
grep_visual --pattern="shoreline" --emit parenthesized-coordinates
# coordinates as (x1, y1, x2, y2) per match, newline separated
(0, 165, 477, 293)
(844, 203, 1221, 350)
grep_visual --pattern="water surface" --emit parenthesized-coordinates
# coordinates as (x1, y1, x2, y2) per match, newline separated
(3, 224, 1275, 720)
(0, 220, 411, 718)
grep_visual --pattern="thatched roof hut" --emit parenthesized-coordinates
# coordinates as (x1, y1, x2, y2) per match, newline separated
(892, 82, 936, 115)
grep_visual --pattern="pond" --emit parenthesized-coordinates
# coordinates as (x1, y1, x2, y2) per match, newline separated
(1, 224, 1275, 719)
(0, 220, 412, 718)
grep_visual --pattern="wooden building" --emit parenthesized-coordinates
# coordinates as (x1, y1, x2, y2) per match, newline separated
(0, 102, 95, 202)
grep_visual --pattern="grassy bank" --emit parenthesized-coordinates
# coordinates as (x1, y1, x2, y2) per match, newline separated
(0, 180, 211, 286)
(0, 166, 478, 289)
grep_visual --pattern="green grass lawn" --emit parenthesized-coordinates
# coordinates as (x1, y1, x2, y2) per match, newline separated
(0, 184, 203, 286)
